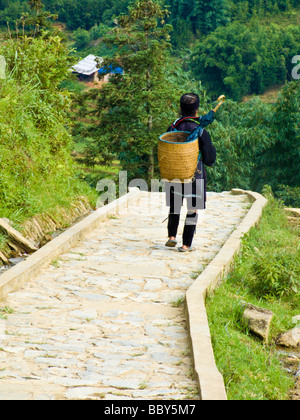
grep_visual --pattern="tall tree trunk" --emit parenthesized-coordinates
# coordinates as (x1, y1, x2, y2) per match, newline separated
(148, 145, 154, 181)
(146, 69, 154, 181)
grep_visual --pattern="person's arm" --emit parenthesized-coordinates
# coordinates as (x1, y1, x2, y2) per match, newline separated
(199, 129, 216, 167)
(198, 110, 215, 128)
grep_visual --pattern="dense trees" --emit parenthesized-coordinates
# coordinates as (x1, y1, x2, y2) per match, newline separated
(255, 81, 300, 196)
(77, 0, 181, 182)
(2, 0, 298, 35)
(166, 0, 230, 36)
(0, 0, 298, 206)
(73, 0, 299, 207)
(43, 0, 129, 30)
(191, 22, 300, 100)
(1, 0, 299, 102)
(205, 98, 273, 192)
(203, 80, 300, 206)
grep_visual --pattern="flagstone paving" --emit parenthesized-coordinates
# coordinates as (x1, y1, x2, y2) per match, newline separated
(0, 191, 249, 400)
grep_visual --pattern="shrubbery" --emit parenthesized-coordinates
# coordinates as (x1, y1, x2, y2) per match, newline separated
(0, 34, 96, 221)
(229, 186, 300, 303)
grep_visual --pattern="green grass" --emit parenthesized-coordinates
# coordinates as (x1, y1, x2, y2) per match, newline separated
(0, 74, 98, 226)
(0, 232, 8, 248)
(0, 171, 98, 226)
(75, 160, 120, 190)
(0, 306, 14, 320)
(206, 187, 299, 400)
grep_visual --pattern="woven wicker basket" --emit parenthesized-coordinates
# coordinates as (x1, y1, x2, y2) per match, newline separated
(158, 132, 199, 182)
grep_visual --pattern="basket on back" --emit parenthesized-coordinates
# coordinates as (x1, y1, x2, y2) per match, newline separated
(158, 132, 199, 183)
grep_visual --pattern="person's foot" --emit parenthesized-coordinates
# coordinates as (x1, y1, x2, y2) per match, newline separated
(178, 246, 196, 253)
(165, 237, 177, 247)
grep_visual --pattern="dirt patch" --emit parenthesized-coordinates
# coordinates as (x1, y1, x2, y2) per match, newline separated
(278, 349, 300, 400)
(291, 376, 300, 400)
(85, 80, 107, 89)
(243, 84, 284, 104)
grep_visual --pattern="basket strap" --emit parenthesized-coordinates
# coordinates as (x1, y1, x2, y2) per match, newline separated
(171, 116, 201, 130)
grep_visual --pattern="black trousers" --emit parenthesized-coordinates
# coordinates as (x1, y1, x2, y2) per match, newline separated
(166, 182, 201, 248)
(168, 212, 198, 247)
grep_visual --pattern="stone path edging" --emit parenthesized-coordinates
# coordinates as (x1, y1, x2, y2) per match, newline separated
(285, 207, 300, 217)
(0, 188, 141, 301)
(185, 189, 268, 401)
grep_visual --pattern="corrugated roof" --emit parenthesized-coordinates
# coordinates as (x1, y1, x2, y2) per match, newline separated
(71, 55, 103, 76)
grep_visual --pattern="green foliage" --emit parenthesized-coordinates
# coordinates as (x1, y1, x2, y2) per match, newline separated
(206, 98, 273, 191)
(24, 0, 296, 35)
(0, 0, 57, 33)
(191, 21, 300, 100)
(77, 0, 205, 183)
(229, 0, 297, 18)
(72, 28, 90, 49)
(206, 280, 296, 399)
(1, 33, 75, 90)
(72, 23, 110, 52)
(202, 81, 299, 204)
(275, 185, 300, 208)
(0, 77, 68, 216)
(255, 81, 300, 193)
(165, 0, 297, 43)
(230, 186, 300, 303)
(21, 0, 58, 36)
(191, 0, 230, 35)
(0, 35, 96, 221)
(42, 0, 129, 30)
(207, 187, 299, 399)
(251, 250, 300, 299)
(166, 0, 230, 39)
(0, 0, 31, 26)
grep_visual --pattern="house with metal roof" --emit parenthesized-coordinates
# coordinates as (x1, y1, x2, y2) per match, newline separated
(71, 55, 123, 83)
(71, 54, 103, 82)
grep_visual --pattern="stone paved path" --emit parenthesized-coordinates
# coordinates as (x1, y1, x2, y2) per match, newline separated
(0, 191, 249, 400)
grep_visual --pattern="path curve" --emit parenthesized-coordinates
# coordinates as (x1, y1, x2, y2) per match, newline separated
(0, 191, 249, 400)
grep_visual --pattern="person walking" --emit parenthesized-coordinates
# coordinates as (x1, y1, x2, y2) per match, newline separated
(165, 93, 216, 252)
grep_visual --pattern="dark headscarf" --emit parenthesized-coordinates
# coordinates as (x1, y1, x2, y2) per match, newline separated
(180, 93, 200, 115)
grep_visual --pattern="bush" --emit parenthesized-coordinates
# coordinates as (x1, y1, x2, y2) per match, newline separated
(275, 185, 300, 208)
(0, 35, 97, 221)
(229, 187, 300, 304)
(1, 33, 75, 91)
(254, 82, 300, 194)
(250, 250, 300, 299)
(205, 98, 273, 192)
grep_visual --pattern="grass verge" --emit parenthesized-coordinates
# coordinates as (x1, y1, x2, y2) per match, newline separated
(206, 187, 299, 400)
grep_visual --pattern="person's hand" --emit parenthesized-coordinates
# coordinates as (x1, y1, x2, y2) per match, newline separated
(213, 95, 226, 112)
